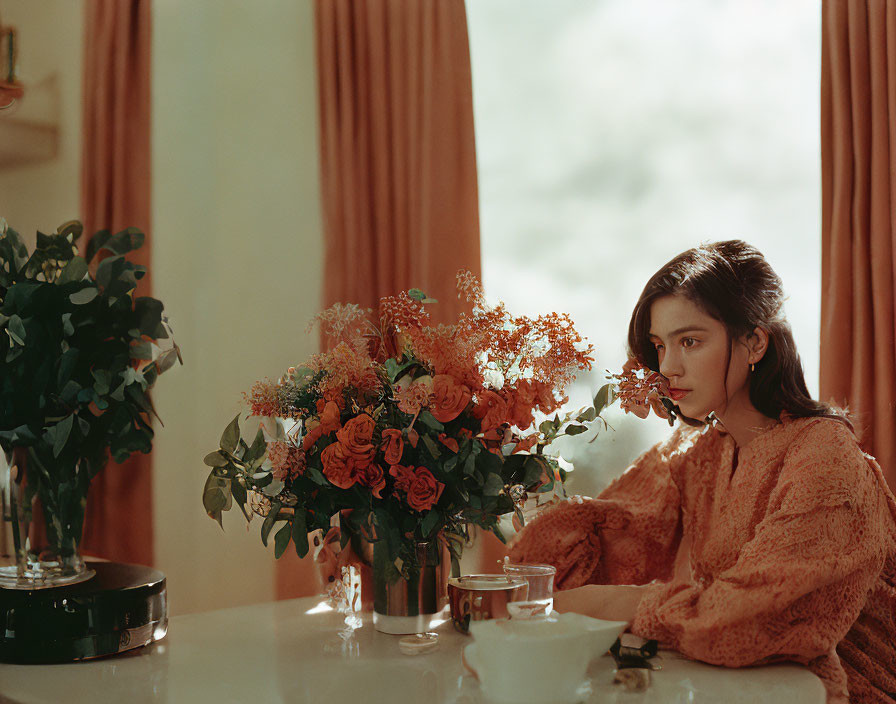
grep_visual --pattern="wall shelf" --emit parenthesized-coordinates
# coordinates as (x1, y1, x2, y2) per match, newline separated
(0, 74, 59, 168)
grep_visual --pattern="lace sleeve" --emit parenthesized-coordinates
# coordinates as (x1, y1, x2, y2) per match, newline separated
(631, 419, 892, 667)
(506, 426, 694, 590)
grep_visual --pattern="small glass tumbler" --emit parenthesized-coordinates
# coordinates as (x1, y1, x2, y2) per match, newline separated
(502, 563, 556, 618)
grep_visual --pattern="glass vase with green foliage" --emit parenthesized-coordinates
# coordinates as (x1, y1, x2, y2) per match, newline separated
(0, 219, 180, 588)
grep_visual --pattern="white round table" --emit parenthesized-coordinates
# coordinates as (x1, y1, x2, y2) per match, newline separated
(0, 596, 827, 703)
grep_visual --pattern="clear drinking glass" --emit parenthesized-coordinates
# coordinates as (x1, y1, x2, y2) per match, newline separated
(502, 563, 556, 618)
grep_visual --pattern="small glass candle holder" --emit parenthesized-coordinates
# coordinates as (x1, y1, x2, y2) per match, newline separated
(502, 562, 556, 618)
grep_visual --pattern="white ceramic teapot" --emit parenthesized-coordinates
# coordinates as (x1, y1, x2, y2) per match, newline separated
(464, 612, 628, 704)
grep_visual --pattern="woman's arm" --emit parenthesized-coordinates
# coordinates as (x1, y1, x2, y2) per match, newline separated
(507, 426, 696, 590)
(553, 584, 648, 622)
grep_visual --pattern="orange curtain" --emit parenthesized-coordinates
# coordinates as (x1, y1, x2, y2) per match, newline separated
(276, 0, 483, 599)
(79, 0, 154, 565)
(820, 0, 896, 486)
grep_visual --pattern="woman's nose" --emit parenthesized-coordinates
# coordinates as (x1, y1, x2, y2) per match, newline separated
(659, 350, 682, 380)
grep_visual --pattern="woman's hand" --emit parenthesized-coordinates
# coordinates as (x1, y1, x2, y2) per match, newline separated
(552, 584, 647, 623)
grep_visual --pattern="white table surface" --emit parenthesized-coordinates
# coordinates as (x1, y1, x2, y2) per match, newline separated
(0, 596, 827, 704)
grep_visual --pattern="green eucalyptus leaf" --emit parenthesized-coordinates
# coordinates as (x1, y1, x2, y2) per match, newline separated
(273, 522, 292, 558)
(102, 227, 145, 256)
(7, 315, 25, 345)
(203, 450, 229, 467)
(247, 426, 267, 463)
(565, 424, 588, 436)
(593, 383, 616, 414)
(260, 500, 282, 547)
(69, 287, 98, 305)
(85, 229, 112, 263)
(57, 257, 88, 285)
(384, 357, 415, 383)
(202, 473, 230, 526)
(421, 434, 441, 459)
(134, 297, 165, 337)
(463, 450, 478, 476)
(417, 411, 444, 433)
(292, 510, 309, 558)
(52, 414, 74, 458)
(482, 472, 504, 496)
(155, 348, 180, 374)
(129, 341, 154, 361)
(576, 407, 597, 423)
(59, 379, 80, 404)
(61, 312, 74, 336)
(421, 509, 441, 538)
(220, 414, 241, 454)
(96, 255, 125, 291)
(231, 479, 248, 514)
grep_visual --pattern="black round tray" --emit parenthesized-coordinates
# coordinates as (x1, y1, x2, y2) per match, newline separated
(0, 561, 167, 663)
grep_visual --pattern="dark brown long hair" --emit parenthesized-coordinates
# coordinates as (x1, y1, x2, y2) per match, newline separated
(627, 240, 851, 428)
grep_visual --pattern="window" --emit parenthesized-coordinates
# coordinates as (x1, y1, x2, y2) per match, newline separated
(468, 0, 821, 494)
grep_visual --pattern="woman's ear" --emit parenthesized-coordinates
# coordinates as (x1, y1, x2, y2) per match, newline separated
(747, 327, 769, 363)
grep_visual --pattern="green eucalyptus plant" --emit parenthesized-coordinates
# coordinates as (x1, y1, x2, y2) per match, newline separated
(0, 218, 180, 570)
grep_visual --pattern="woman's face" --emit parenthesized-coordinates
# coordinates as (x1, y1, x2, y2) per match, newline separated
(648, 294, 751, 420)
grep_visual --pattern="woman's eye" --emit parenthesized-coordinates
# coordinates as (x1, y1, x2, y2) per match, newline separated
(681, 337, 697, 348)
(654, 343, 664, 352)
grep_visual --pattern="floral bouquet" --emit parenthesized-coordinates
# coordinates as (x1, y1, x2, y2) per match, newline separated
(202, 273, 605, 585)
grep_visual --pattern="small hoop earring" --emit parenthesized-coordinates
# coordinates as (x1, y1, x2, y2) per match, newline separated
(750, 363, 755, 373)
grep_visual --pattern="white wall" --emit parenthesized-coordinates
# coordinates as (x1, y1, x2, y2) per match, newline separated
(152, 0, 323, 615)
(0, 0, 83, 244)
(2, 0, 324, 616)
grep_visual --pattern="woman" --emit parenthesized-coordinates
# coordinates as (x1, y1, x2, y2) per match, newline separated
(507, 241, 896, 703)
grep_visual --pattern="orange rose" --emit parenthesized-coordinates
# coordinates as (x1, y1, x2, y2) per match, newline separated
(380, 428, 404, 465)
(320, 400, 343, 433)
(389, 463, 415, 493)
(321, 442, 361, 489)
(474, 390, 509, 431)
(359, 463, 386, 499)
(431, 374, 472, 423)
(406, 467, 445, 512)
(336, 413, 376, 464)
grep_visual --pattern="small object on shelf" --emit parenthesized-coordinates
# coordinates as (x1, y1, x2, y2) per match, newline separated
(0, 22, 23, 110)
(0, 561, 167, 663)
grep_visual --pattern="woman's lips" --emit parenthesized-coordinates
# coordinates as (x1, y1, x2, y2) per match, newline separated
(668, 388, 689, 401)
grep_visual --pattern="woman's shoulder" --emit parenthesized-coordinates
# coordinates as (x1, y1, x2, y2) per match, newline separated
(778, 415, 862, 463)
(772, 415, 884, 507)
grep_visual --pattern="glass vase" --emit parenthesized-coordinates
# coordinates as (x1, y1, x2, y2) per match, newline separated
(371, 539, 449, 634)
(0, 447, 95, 589)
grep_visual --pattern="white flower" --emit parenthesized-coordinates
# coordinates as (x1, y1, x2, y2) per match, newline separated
(482, 367, 505, 390)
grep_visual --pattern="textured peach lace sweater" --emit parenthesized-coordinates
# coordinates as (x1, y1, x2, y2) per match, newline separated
(508, 417, 896, 703)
